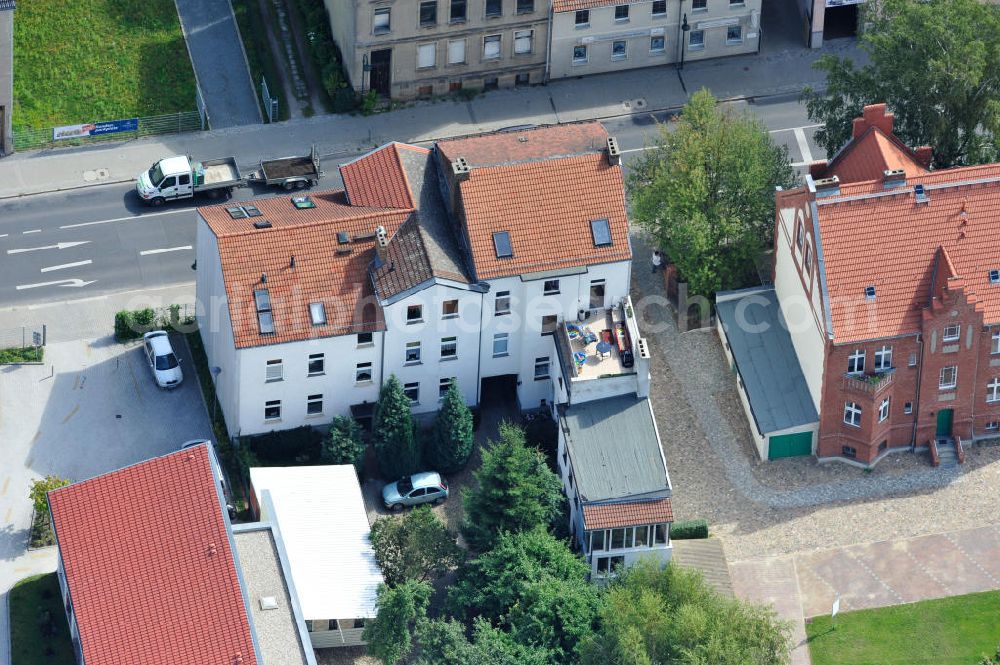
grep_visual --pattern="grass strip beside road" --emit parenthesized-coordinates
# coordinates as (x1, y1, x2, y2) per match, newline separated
(9, 574, 76, 665)
(13, 0, 197, 130)
(0, 346, 43, 363)
(807, 590, 1000, 665)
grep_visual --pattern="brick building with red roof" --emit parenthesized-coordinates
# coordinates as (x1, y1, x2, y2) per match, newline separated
(720, 104, 1000, 467)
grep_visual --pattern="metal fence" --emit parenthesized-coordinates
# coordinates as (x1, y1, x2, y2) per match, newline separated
(13, 110, 206, 151)
(260, 76, 278, 123)
(0, 325, 46, 362)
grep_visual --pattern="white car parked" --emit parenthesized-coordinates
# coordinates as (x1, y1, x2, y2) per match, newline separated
(142, 331, 183, 389)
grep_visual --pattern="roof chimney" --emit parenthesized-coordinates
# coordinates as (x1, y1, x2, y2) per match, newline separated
(606, 136, 621, 166)
(882, 168, 906, 189)
(375, 225, 389, 264)
(852, 103, 894, 139)
(812, 175, 840, 198)
(451, 156, 470, 182)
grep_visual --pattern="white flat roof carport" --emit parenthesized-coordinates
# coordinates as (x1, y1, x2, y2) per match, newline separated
(249, 465, 384, 620)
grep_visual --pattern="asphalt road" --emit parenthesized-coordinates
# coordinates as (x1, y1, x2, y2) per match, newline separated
(0, 98, 824, 309)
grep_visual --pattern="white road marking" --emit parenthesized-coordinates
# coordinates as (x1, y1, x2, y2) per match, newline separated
(22, 229, 41, 234)
(59, 208, 188, 229)
(7, 240, 91, 255)
(794, 128, 815, 165)
(16, 278, 96, 290)
(0, 234, 7, 239)
(40, 260, 93, 273)
(770, 123, 822, 134)
(139, 245, 192, 256)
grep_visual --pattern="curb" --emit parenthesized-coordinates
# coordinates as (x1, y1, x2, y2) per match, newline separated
(0, 85, 816, 201)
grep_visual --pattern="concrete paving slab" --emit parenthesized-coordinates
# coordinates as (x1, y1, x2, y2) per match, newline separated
(730, 556, 810, 665)
(845, 539, 947, 605)
(912, 533, 1000, 597)
(946, 526, 1000, 581)
(797, 547, 900, 614)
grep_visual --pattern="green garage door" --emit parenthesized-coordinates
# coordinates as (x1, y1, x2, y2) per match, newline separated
(768, 431, 813, 459)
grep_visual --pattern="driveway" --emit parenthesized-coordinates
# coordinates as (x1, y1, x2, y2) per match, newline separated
(0, 288, 213, 664)
(174, 0, 261, 128)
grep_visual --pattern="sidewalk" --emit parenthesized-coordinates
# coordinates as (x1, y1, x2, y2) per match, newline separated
(0, 39, 861, 200)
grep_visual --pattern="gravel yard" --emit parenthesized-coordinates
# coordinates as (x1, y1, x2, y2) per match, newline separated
(630, 236, 1000, 563)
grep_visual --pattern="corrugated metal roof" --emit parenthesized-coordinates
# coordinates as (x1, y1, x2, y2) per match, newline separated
(249, 466, 384, 619)
(561, 395, 670, 502)
(716, 287, 819, 434)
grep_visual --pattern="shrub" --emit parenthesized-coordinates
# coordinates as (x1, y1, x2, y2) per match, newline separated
(245, 426, 323, 465)
(427, 382, 473, 473)
(294, 0, 358, 112)
(29, 476, 69, 548)
(670, 519, 709, 540)
(114, 305, 195, 342)
(322, 416, 366, 473)
(373, 375, 421, 479)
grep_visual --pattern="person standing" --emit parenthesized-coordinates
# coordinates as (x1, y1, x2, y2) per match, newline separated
(651, 249, 663, 274)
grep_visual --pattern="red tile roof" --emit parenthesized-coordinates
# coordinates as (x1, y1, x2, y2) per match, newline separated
(340, 143, 430, 209)
(438, 122, 609, 168)
(457, 153, 632, 280)
(815, 166, 1000, 343)
(48, 446, 258, 665)
(583, 498, 674, 530)
(201, 190, 412, 349)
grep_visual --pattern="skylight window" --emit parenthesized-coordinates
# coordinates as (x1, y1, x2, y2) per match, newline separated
(591, 218, 612, 247)
(864, 285, 876, 300)
(292, 196, 316, 209)
(309, 302, 327, 326)
(493, 231, 513, 258)
(337, 231, 350, 245)
(254, 288, 274, 335)
(991, 270, 1000, 284)
(226, 206, 248, 219)
(243, 205, 262, 218)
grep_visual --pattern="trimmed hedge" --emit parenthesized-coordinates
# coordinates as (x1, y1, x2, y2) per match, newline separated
(114, 305, 195, 342)
(245, 426, 324, 465)
(670, 519, 709, 540)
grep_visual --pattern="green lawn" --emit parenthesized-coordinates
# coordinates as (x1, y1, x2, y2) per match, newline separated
(807, 591, 1000, 665)
(9, 574, 76, 665)
(13, 0, 197, 130)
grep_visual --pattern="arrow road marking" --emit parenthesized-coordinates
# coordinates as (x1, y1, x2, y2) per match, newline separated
(7, 241, 91, 255)
(140, 245, 192, 256)
(16, 278, 97, 290)
(40, 260, 93, 273)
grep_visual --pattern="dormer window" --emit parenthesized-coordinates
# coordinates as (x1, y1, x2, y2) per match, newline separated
(864, 285, 876, 300)
(990, 269, 999, 284)
(493, 231, 513, 258)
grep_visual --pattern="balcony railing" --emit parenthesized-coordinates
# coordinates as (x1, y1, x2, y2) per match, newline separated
(843, 369, 894, 396)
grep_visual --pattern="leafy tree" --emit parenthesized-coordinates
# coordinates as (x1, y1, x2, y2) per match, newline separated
(427, 381, 474, 473)
(461, 422, 564, 551)
(370, 505, 465, 586)
(448, 527, 590, 625)
(29, 475, 69, 516)
(509, 576, 602, 663)
(363, 580, 432, 665)
(415, 618, 553, 665)
(321, 415, 365, 472)
(580, 559, 791, 665)
(629, 89, 797, 298)
(979, 647, 1000, 665)
(803, 0, 1000, 168)
(373, 375, 421, 479)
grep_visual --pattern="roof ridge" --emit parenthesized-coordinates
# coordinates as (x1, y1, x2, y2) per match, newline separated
(213, 206, 416, 239)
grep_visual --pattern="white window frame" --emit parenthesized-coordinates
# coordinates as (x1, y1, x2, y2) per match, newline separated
(650, 35, 665, 53)
(873, 345, 892, 371)
(844, 401, 862, 427)
(988, 378, 1000, 403)
(447, 39, 466, 64)
(308, 353, 325, 377)
(987, 421, 1000, 431)
(614, 4, 629, 21)
(726, 25, 743, 44)
(483, 34, 502, 60)
(356, 362, 373, 383)
(574, 9, 589, 25)
(572, 44, 588, 63)
(847, 349, 865, 375)
(692, 0, 706, 9)
(534, 356, 550, 380)
(543, 279, 560, 295)
(513, 29, 532, 55)
(441, 336, 457, 359)
(992, 330, 1000, 354)
(417, 42, 437, 69)
(405, 341, 421, 364)
(264, 400, 282, 421)
(878, 397, 890, 423)
(358, 331, 374, 347)
(803, 243, 813, 274)
(688, 29, 705, 49)
(495, 290, 511, 315)
(493, 332, 509, 357)
(439, 377, 455, 400)
(306, 394, 323, 416)
(611, 39, 627, 60)
(943, 324, 960, 342)
(404, 382, 420, 404)
(442, 299, 459, 318)
(266, 359, 283, 382)
(940, 365, 957, 390)
(908, 352, 918, 367)
(651, 0, 666, 16)
(407, 304, 423, 323)
(904, 402, 913, 415)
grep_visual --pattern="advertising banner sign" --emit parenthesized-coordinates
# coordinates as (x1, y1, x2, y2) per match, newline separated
(53, 118, 139, 141)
